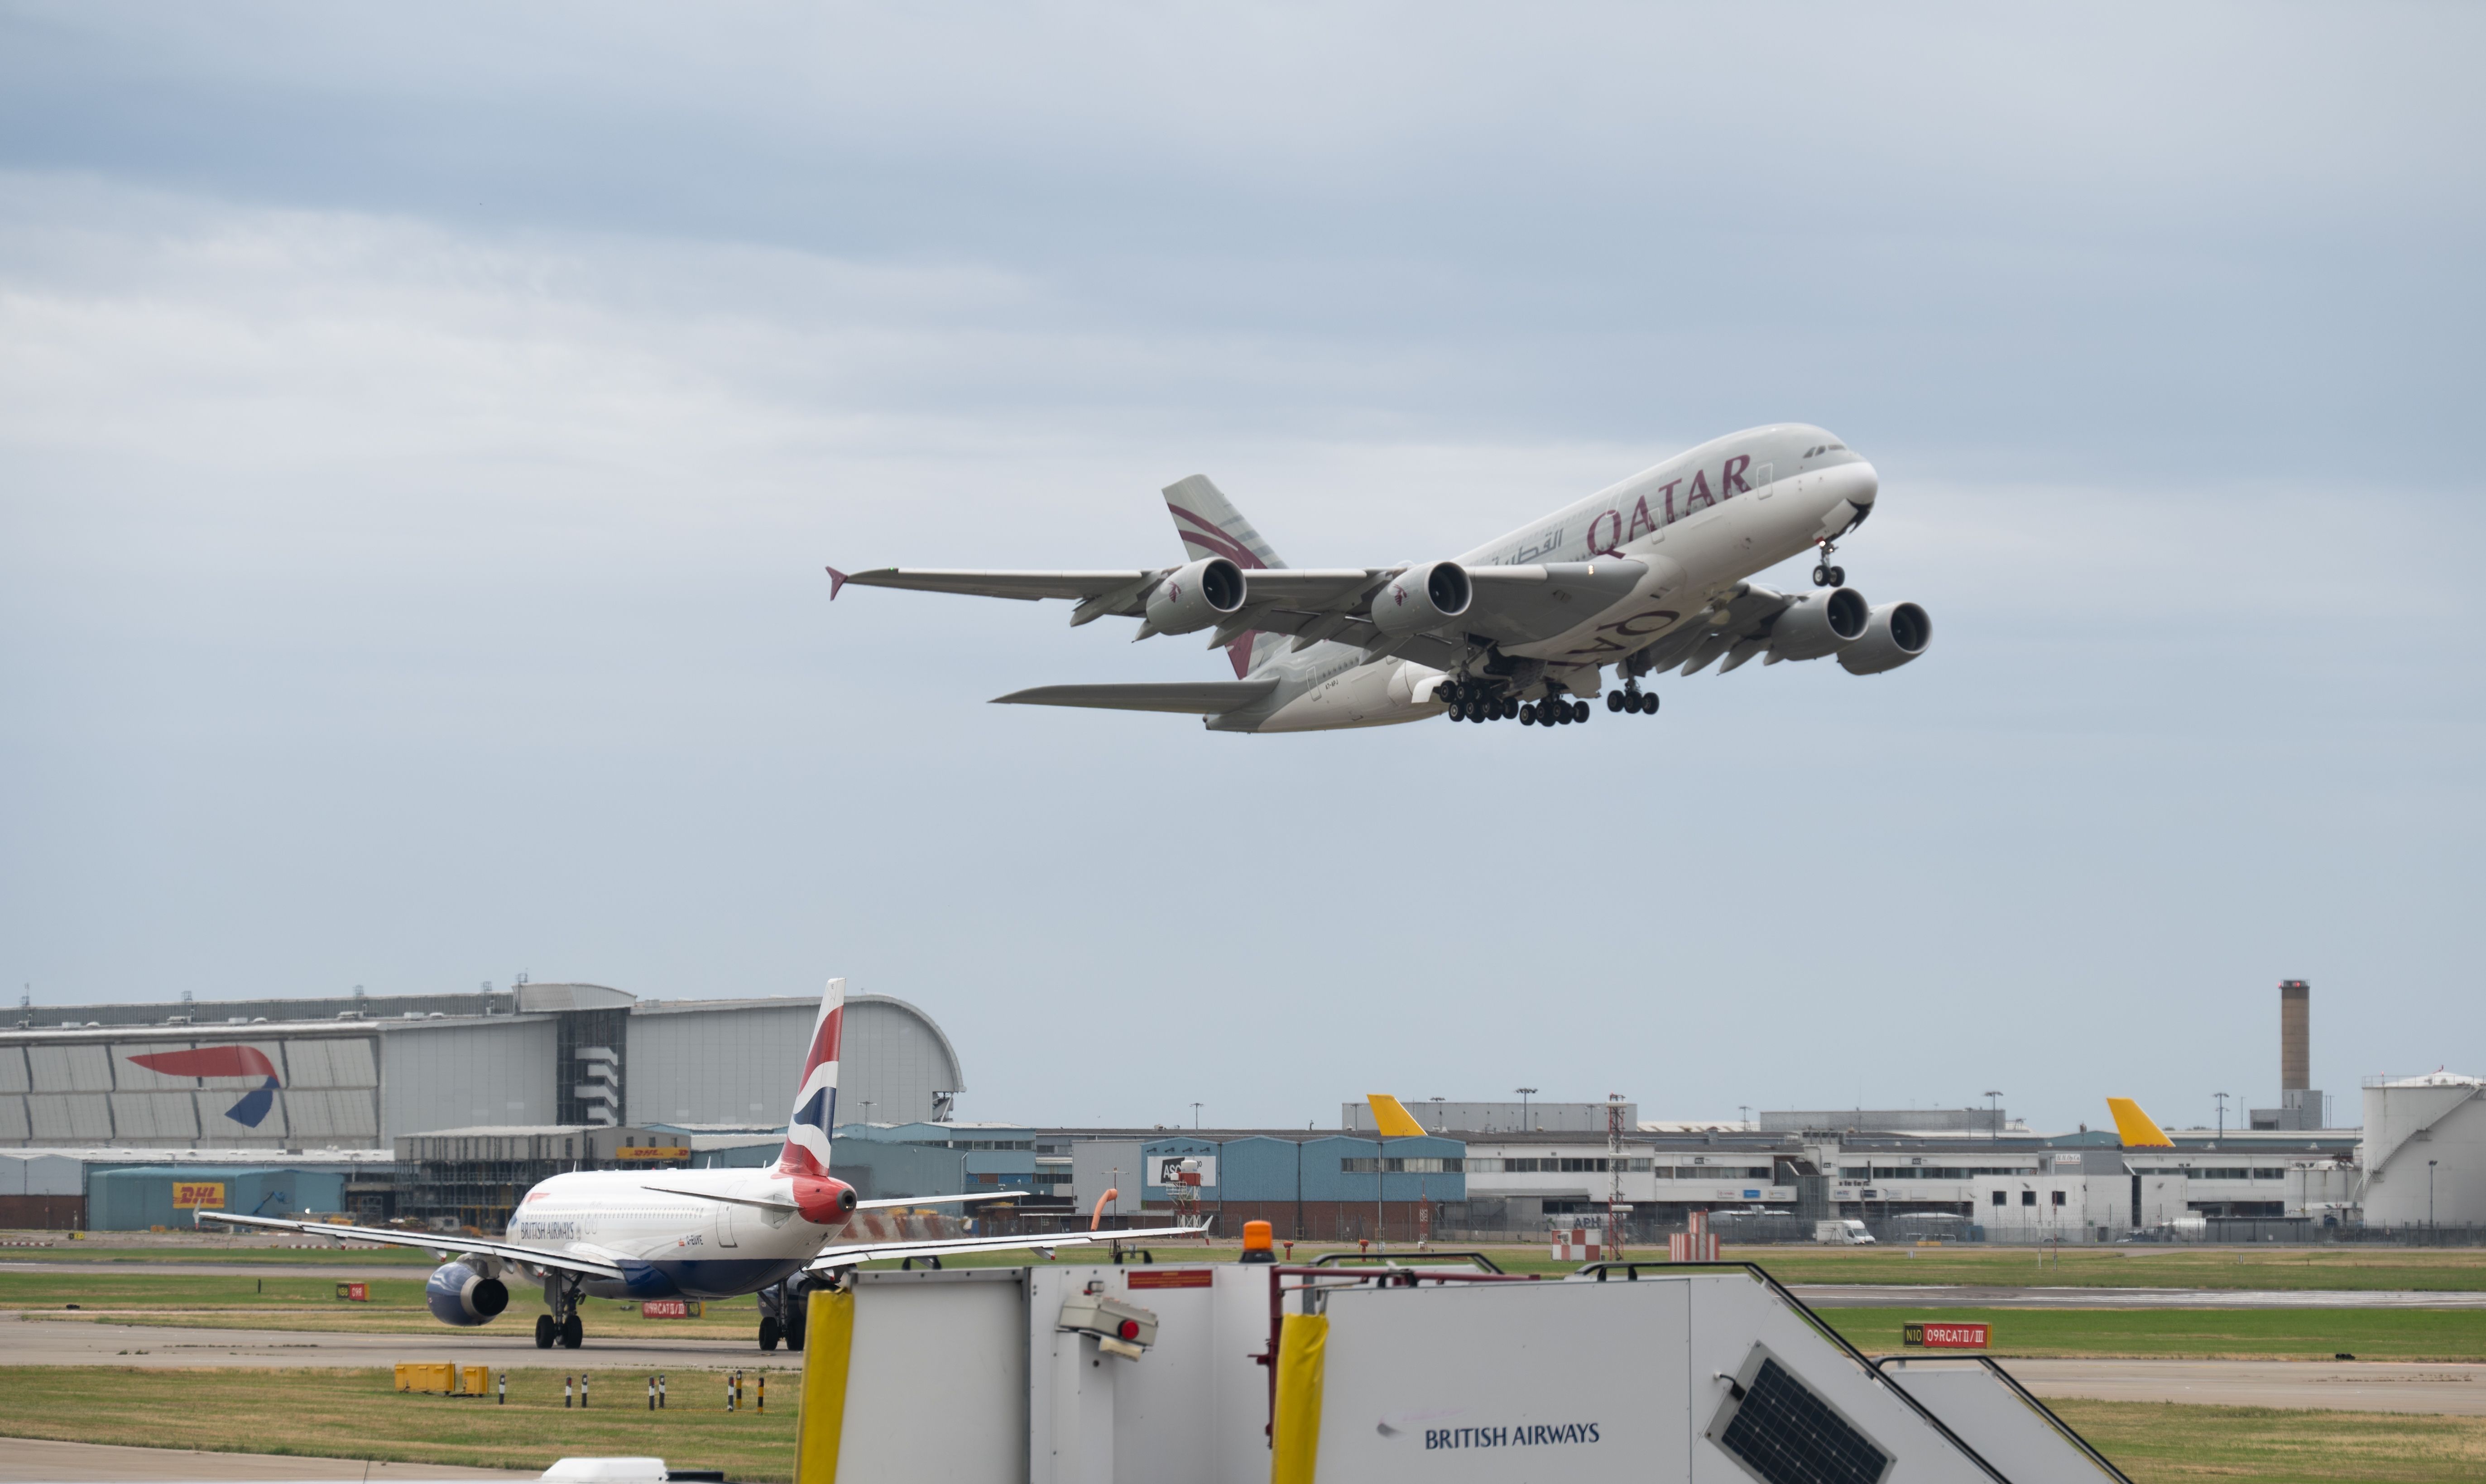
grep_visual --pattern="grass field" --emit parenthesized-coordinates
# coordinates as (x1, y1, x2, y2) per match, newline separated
(2049, 1400, 2486, 1484)
(0, 1368, 797, 1480)
(1818, 1305, 2486, 1360)
(0, 1368, 2480, 1484)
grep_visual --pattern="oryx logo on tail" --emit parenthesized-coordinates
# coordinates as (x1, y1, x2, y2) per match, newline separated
(777, 978, 844, 1178)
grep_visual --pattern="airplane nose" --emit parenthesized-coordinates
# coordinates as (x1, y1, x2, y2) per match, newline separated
(1848, 462, 1879, 506)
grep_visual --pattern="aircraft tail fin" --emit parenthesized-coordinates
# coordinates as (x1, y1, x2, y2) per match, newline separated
(1162, 475, 1286, 571)
(1366, 1094, 1429, 1138)
(2105, 1096, 2174, 1148)
(1162, 475, 1286, 677)
(777, 978, 845, 1176)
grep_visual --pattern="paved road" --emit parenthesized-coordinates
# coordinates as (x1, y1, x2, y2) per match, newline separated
(3, 1263, 435, 1281)
(1793, 1284, 2486, 1308)
(0, 1313, 799, 1371)
(2009, 1357, 2486, 1415)
(0, 1440, 532, 1482)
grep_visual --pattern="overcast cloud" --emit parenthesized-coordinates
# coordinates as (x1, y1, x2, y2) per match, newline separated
(2, 3, 2479, 1133)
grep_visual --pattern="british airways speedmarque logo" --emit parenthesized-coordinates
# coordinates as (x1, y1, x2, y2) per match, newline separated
(127, 1047, 282, 1128)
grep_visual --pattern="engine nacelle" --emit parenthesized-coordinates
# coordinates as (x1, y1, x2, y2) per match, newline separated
(425, 1260, 509, 1327)
(1838, 601, 1932, 674)
(1143, 557, 1247, 636)
(1767, 587, 1869, 661)
(792, 1174, 860, 1225)
(1368, 561, 1472, 638)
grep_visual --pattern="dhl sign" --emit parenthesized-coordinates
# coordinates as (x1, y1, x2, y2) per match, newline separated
(173, 1182, 226, 1210)
(1903, 1321, 1991, 1349)
(615, 1148, 692, 1162)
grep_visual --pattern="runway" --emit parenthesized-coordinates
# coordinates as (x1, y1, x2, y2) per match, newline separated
(0, 1440, 532, 1482)
(2009, 1357, 2486, 1415)
(0, 1313, 801, 1371)
(1792, 1284, 2486, 1308)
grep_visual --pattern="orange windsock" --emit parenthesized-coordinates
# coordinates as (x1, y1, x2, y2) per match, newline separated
(1090, 1188, 1118, 1230)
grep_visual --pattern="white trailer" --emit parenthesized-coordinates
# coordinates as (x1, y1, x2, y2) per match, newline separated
(790, 1258, 2128, 1483)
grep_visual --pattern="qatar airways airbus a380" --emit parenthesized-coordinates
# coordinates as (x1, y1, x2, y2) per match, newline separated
(830, 424, 1928, 730)
(206, 980, 1202, 1351)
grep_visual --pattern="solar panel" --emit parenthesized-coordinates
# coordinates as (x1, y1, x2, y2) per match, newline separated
(1716, 1355, 1891, 1484)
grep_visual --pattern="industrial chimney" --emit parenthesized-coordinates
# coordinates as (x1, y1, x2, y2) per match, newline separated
(2280, 979, 2309, 1092)
(2251, 980, 2321, 1130)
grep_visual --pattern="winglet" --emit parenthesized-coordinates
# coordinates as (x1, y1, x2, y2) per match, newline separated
(1366, 1094, 1428, 1139)
(2106, 1097, 2173, 1148)
(825, 566, 849, 600)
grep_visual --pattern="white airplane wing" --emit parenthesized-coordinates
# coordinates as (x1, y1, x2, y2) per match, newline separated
(194, 1211, 627, 1282)
(855, 1191, 1024, 1211)
(992, 681, 1277, 714)
(806, 1223, 1212, 1273)
(832, 562, 1647, 662)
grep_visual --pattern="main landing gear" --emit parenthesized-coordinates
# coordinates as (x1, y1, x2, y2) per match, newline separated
(537, 1277, 585, 1349)
(1439, 680, 1517, 724)
(1520, 695, 1590, 726)
(1606, 683, 1660, 716)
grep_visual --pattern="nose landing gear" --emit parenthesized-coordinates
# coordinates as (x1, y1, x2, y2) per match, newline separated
(538, 1275, 586, 1348)
(1811, 537, 1847, 588)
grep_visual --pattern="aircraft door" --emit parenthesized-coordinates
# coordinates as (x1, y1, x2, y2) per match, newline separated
(713, 1197, 739, 1249)
(1752, 461, 1774, 498)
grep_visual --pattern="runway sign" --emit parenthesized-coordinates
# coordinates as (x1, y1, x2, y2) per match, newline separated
(643, 1298, 705, 1318)
(336, 1282, 368, 1301)
(1904, 1321, 1991, 1348)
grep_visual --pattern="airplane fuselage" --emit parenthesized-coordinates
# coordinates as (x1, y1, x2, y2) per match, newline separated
(1215, 424, 1877, 732)
(506, 1167, 866, 1301)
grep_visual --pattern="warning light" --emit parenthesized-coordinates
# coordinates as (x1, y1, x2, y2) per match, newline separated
(1117, 1318, 1141, 1340)
(1240, 1219, 1276, 1264)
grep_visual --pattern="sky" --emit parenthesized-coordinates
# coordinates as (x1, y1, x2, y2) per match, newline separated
(3, 3, 2480, 1135)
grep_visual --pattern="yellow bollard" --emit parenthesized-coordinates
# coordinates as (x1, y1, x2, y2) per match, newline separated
(793, 1288, 856, 1484)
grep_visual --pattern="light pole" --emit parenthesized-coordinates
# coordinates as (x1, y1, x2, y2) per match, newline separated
(1739, 1105, 1753, 1131)
(1190, 1102, 1203, 1131)
(1516, 1088, 1538, 1131)
(2214, 1092, 2229, 1138)
(1983, 1091, 2003, 1142)
(2430, 1160, 2438, 1228)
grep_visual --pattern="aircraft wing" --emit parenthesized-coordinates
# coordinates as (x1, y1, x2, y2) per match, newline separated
(194, 1211, 627, 1282)
(993, 681, 1277, 714)
(805, 1223, 1212, 1273)
(856, 1191, 1024, 1211)
(829, 568, 1163, 604)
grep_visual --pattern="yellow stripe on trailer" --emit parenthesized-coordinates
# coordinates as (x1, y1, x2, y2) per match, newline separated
(795, 1288, 858, 1484)
(1270, 1312, 1329, 1484)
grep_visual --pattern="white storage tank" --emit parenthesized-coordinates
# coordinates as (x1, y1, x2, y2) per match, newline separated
(2360, 1071, 2486, 1226)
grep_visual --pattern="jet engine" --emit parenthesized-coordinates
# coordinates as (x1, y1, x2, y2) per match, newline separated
(1142, 557, 1247, 636)
(1766, 587, 1869, 661)
(425, 1259, 509, 1326)
(1367, 561, 1472, 638)
(1837, 601, 1932, 674)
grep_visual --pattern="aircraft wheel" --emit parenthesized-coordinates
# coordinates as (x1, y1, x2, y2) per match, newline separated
(1520, 704, 1536, 725)
(1606, 691, 1623, 712)
(1827, 565, 1846, 585)
(1813, 564, 1831, 586)
(1445, 700, 1464, 722)
(758, 1315, 781, 1352)
(534, 1314, 555, 1349)
(1501, 699, 1518, 720)
(560, 1313, 583, 1349)
(1573, 700, 1590, 723)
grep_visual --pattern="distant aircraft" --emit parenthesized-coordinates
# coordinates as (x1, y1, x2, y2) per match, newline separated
(829, 426, 1926, 731)
(205, 980, 1204, 1351)
(2105, 1097, 2174, 1148)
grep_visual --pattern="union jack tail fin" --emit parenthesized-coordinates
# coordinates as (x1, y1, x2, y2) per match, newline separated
(777, 978, 844, 1177)
(1162, 475, 1286, 677)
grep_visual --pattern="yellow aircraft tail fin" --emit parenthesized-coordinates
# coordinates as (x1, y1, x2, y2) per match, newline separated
(2105, 1097, 2173, 1148)
(1366, 1094, 1428, 1138)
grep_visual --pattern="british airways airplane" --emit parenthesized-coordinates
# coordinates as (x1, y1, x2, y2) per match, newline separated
(830, 425, 1927, 730)
(206, 981, 1203, 1351)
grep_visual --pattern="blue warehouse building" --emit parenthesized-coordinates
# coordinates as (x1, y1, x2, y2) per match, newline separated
(1130, 1133, 1467, 1242)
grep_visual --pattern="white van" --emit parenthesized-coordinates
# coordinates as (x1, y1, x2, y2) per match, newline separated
(1814, 1219, 1876, 1245)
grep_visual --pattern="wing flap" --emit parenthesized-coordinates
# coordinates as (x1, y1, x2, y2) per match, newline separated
(993, 680, 1277, 714)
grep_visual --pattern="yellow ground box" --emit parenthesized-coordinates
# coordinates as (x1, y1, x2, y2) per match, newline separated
(392, 1364, 490, 1395)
